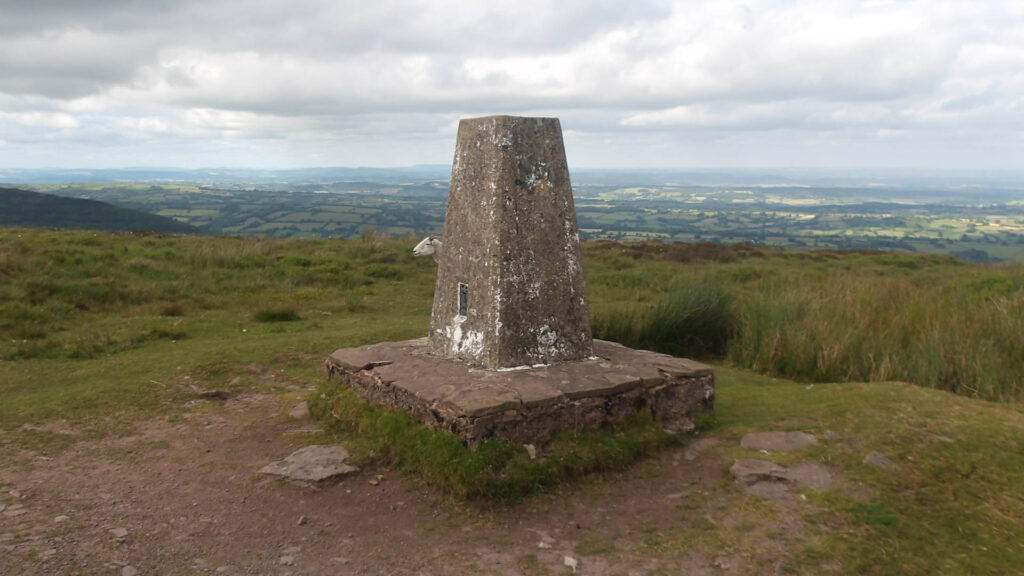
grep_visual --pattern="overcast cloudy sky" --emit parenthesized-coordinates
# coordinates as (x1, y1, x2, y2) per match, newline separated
(1, 0, 1022, 170)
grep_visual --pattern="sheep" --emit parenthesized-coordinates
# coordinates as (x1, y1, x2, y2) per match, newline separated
(413, 235, 442, 262)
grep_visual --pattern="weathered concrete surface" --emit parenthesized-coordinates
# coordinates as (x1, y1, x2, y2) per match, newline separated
(326, 338, 714, 444)
(429, 116, 592, 369)
(258, 445, 359, 482)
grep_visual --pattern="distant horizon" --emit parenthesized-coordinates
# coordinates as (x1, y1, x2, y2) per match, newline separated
(6, 165, 1024, 192)
(5, 164, 1024, 175)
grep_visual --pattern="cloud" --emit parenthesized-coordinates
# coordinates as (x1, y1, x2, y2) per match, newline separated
(3, 111, 80, 129)
(0, 0, 1022, 169)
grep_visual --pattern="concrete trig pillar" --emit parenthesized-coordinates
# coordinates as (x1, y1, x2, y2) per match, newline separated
(428, 116, 593, 369)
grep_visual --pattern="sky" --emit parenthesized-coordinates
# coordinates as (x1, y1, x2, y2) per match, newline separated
(1, 0, 1022, 171)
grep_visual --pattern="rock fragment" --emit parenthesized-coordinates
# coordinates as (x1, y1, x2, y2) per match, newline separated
(740, 431, 818, 452)
(289, 401, 310, 419)
(258, 445, 359, 482)
(862, 450, 893, 469)
(730, 458, 833, 501)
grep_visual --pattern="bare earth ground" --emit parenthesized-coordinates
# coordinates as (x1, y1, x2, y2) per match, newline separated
(1, 375, 829, 576)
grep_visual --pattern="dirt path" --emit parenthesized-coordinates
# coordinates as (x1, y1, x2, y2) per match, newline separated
(2, 388, 819, 575)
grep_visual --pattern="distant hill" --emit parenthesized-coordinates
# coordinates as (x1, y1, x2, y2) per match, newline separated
(0, 187, 203, 234)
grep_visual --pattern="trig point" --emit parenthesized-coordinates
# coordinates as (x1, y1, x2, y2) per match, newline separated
(326, 115, 714, 445)
(429, 116, 593, 369)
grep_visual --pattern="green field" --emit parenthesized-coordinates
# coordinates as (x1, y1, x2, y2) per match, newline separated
(25, 180, 1024, 263)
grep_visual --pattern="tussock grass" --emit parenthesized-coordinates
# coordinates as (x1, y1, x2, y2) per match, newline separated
(585, 241, 1024, 401)
(593, 280, 737, 358)
(253, 306, 302, 322)
(727, 271, 1024, 400)
(158, 302, 185, 317)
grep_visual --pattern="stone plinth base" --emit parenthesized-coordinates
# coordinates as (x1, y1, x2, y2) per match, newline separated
(325, 339, 714, 445)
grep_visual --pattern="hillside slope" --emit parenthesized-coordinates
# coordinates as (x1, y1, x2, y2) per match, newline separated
(0, 230, 1021, 575)
(0, 187, 202, 234)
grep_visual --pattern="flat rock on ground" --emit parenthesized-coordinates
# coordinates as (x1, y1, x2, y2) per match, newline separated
(259, 445, 359, 482)
(730, 458, 834, 501)
(862, 450, 894, 469)
(740, 431, 818, 453)
(288, 400, 310, 419)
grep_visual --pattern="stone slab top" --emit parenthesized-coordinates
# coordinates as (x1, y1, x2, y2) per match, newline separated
(327, 339, 713, 418)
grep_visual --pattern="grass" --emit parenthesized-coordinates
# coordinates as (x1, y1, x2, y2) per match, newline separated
(592, 280, 737, 358)
(2, 229, 1024, 572)
(308, 379, 685, 505)
(252, 306, 302, 322)
(711, 367, 1024, 575)
(0, 228, 435, 426)
(584, 241, 1024, 402)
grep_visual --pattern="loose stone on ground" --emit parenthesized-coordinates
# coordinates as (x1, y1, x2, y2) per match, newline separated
(258, 445, 359, 482)
(289, 401, 310, 419)
(862, 450, 894, 469)
(740, 431, 818, 452)
(2, 503, 27, 517)
(730, 458, 833, 501)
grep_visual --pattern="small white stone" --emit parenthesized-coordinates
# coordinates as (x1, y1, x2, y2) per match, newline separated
(523, 444, 537, 460)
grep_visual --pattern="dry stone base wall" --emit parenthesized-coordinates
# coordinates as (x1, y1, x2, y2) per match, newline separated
(325, 339, 714, 445)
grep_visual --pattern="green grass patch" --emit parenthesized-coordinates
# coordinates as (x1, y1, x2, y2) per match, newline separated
(593, 279, 737, 358)
(252, 306, 302, 322)
(0, 228, 436, 426)
(584, 240, 1024, 401)
(308, 379, 685, 505)
(712, 366, 1024, 575)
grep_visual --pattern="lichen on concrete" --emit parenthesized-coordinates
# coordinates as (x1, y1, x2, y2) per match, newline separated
(428, 115, 593, 369)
